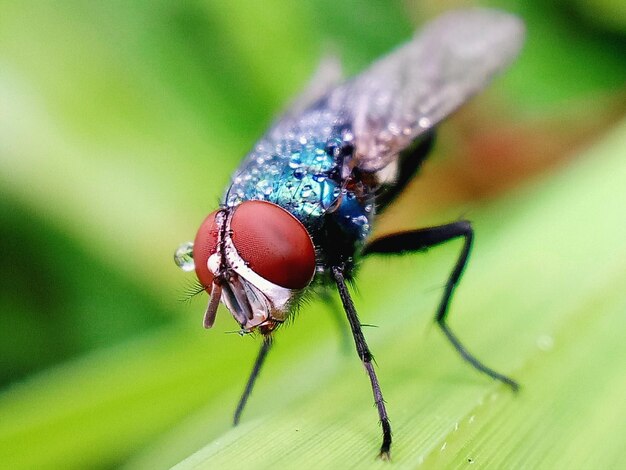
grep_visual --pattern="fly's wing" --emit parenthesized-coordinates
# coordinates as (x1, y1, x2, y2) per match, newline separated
(268, 55, 343, 138)
(327, 9, 525, 173)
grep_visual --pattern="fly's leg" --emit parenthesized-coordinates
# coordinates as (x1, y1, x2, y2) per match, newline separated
(332, 266, 392, 459)
(319, 289, 351, 353)
(363, 220, 519, 391)
(233, 335, 273, 425)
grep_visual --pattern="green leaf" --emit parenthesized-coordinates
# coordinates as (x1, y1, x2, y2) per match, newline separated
(3, 121, 624, 467)
(1, 1, 625, 468)
(137, 120, 626, 468)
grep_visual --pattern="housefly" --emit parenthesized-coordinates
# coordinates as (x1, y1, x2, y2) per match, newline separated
(175, 8, 525, 458)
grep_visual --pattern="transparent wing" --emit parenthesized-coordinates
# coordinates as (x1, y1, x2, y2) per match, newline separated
(268, 55, 343, 138)
(327, 9, 525, 172)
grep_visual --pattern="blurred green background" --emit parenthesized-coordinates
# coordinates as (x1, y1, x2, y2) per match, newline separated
(1, 0, 625, 468)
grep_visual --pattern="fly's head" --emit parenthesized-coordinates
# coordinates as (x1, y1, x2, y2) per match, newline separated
(175, 200, 316, 334)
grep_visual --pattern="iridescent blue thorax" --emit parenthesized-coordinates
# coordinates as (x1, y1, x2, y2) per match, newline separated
(224, 131, 375, 274)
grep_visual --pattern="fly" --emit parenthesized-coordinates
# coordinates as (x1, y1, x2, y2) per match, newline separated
(174, 8, 525, 458)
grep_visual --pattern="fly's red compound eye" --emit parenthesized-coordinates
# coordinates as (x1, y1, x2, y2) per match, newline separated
(231, 201, 316, 289)
(193, 211, 220, 290)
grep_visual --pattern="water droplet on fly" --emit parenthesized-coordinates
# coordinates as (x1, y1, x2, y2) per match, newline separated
(418, 117, 432, 128)
(289, 153, 302, 168)
(174, 242, 195, 271)
(300, 184, 316, 199)
(293, 168, 306, 179)
(255, 179, 273, 196)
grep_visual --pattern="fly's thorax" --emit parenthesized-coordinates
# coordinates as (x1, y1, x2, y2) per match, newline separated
(224, 137, 344, 222)
(177, 200, 317, 332)
(218, 132, 376, 283)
